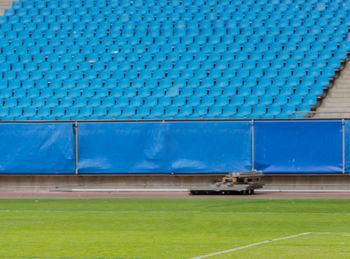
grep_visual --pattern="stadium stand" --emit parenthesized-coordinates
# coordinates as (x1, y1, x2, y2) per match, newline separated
(0, 0, 349, 120)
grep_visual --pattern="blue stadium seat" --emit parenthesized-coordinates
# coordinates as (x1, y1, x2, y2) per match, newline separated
(109, 106, 122, 118)
(149, 106, 164, 119)
(222, 106, 236, 117)
(188, 96, 201, 107)
(253, 105, 267, 117)
(207, 105, 222, 118)
(165, 106, 179, 118)
(193, 106, 208, 118)
(136, 107, 150, 119)
(238, 105, 252, 117)
(159, 97, 172, 106)
(216, 96, 230, 106)
(3, 98, 16, 108)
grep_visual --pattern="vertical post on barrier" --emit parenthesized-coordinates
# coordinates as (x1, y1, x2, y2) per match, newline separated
(73, 121, 79, 175)
(342, 119, 345, 174)
(251, 120, 255, 171)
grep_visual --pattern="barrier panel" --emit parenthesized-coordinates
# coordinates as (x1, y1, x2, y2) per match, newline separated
(344, 120, 350, 173)
(0, 123, 75, 174)
(0, 120, 345, 175)
(78, 121, 252, 174)
(254, 121, 343, 174)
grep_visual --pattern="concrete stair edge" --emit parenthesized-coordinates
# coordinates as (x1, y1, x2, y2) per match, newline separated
(0, 0, 16, 14)
(314, 59, 350, 118)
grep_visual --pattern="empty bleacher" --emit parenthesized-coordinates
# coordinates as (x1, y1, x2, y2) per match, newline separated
(0, 0, 349, 120)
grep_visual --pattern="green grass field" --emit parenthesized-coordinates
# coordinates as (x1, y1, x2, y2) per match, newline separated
(1, 199, 350, 258)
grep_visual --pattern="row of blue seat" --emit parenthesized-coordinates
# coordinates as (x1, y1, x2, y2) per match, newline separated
(12, 0, 344, 7)
(1, 49, 347, 64)
(1, 48, 346, 60)
(0, 74, 331, 89)
(2, 18, 349, 30)
(1, 38, 347, 53)
(0, 90, 323, 106)
(2, 36, 347, 50)
(2, 40, 348, 54)
(0, 74, 336, 89)
(10, 0, 347, 10)
(1, 34, 347, 47)
(5, 9, 345, 24)
(1, 32, 348, 47)
(0, 103, 313, 120)
(0, 63, 343, 78)
(0, 82, 326, 93)
(7, 5, 348, 16)
(3, 15, 349, 30)
(1, 94, 318, 107)
(0, 66, 340, 82)
(0, 61, 346, 77)
(3, 23, 348, 35)
(11, 0, 345, 6)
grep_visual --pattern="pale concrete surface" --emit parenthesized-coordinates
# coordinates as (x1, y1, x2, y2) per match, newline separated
(1, 191, 350, 199)
(315, 59, 350, 118)
(1, 175, 350, 192)
(0, 0, 15, 15)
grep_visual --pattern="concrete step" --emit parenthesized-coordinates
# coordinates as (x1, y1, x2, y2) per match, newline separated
(313, 113, 350, 118)
(331, 86, 350, 91)
(323, 103, 350, 108)
(316, 107, 350, 112)
(332, 84, 350, 89)
(328, 88, 350, 94)
(328, 92, 350, 98)
(0, 0, 15, 16)
(333, 80, 350, 85)
(321, 97, 350, 103)
(332, 80, 350, 86)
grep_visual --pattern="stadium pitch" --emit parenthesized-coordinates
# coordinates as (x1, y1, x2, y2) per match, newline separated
(0, 199, 350, 258)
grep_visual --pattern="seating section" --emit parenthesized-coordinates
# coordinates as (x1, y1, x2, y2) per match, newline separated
(0, 0, 350, 120)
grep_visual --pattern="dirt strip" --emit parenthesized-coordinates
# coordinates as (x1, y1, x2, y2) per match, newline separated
(0, 191, 350, 199)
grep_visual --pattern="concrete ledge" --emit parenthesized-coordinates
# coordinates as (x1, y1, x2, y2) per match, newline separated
(1, 174, 350, 192)
(0, 175, 223, 192)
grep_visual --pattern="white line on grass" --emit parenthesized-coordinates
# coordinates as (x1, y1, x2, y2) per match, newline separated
(189, 232, 311, 259)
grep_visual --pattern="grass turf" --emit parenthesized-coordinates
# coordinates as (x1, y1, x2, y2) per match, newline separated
(0, 199, 350, 258)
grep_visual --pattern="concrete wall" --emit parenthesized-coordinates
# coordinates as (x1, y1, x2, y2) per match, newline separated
(1, 174, 350, 192)
(314, 57, 350, 118)
(263, 175, 350, 191)
(0, 175, 223, 192)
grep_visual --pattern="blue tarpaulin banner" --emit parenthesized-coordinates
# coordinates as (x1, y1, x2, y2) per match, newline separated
(254, 120, 343, 174)
(0, 123, 75, 174)
(344, 120, 350, 172)
(78, 121, 252, 174)
(0, 120, 345, 175)
(165, 121, 252, 173)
